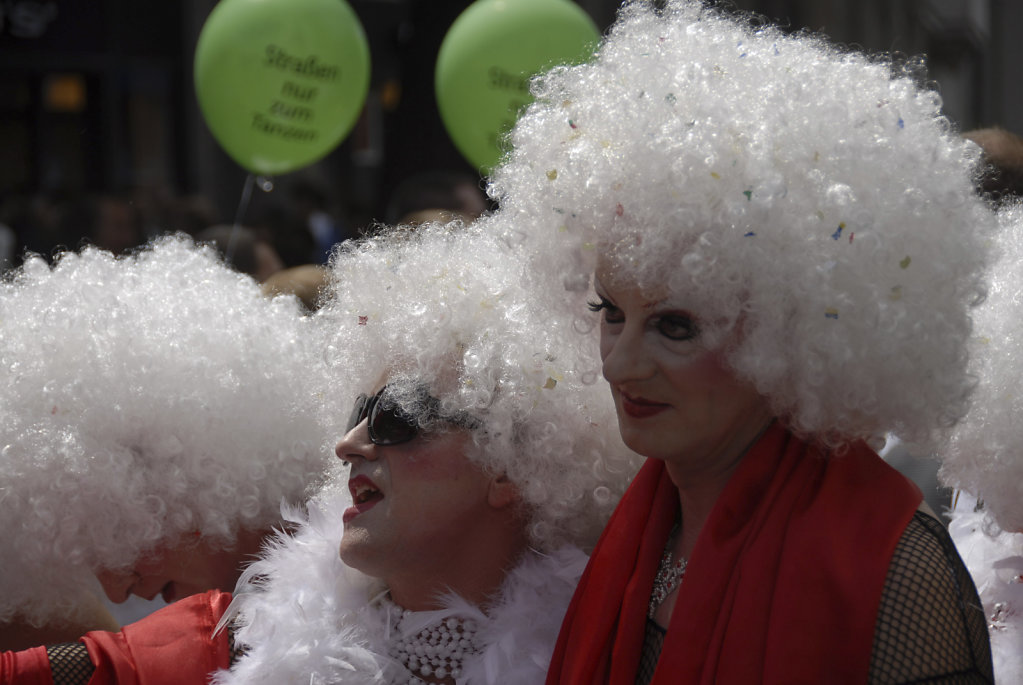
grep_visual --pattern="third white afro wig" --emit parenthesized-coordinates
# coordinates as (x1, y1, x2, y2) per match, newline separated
(491, 0, 996, 448)
(0, 236, 329, 625)
(940, 203, 1023, 532)
(317, 219, 640, 553)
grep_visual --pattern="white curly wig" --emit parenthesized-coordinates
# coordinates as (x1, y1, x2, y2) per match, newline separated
(0, 235, 329, 626)
(317, 218, 640, 553)
(939, 203, 1023, 532)
(490, 0, 995, 448)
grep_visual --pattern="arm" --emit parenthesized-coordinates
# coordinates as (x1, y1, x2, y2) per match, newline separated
(1, 591, 232, 685)
(0, 593, 120, 652)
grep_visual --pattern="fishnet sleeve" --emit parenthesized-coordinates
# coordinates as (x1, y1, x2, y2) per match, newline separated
(45, 643, 94, 685)
(868, 511, 994, 684)
(43, 623, 242, 683)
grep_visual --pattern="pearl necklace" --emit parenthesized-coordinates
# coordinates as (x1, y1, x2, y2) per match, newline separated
(648, 543, 687, 619)
(382, 598, 482, 683)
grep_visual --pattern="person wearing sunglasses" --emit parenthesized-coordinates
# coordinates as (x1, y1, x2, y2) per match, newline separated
(215, 219, 640, 685)
(3, 220, 640, 684)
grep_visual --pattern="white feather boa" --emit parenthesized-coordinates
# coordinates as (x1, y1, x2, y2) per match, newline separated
(212, 490, 588, 685)
(948, 492, 1023, 683)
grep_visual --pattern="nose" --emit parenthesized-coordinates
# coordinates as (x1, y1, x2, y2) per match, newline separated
(334, 418, 376, 463)
(600, 322, 656, 386)
(95, 568, 137, 604)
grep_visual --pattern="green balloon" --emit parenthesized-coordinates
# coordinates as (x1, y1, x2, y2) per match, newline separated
(194, 0, 370, 176)
(436, 0, 599, 174)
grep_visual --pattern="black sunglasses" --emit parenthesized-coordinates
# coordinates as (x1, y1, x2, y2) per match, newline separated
(345, 385, 481, 446)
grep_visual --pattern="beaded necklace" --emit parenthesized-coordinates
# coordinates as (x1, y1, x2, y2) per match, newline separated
(648, 547, 688, 618)
(648, 517, 687, 619)
(382, 597, 483, 684)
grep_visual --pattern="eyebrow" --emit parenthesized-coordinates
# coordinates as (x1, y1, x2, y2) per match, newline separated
(593, 278, 667, 311)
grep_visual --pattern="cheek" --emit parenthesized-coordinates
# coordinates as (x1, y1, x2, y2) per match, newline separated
(598, 323, 614, 362)
(396, 452, 463, 482)
(659, 347, 735, 390)
(132, 552, 171, 577)
(394, 435, 480, 488)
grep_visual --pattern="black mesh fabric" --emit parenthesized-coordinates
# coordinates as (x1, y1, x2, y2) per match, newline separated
(228, 623, 248, 666)
(636, 619, 665, 685)
(44, 627, 244, 682)
(46, 643, 94, 685)
(868, 511, 993, 684)
(635, 511, 993, 684)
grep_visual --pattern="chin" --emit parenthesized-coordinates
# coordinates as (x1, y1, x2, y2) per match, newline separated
(338, 538, 381, 575)
(617, 420, 677, 461)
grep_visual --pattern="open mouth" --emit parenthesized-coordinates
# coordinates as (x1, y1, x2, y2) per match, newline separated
(352, 481, 382, 504)
(345, 475, 383, 522)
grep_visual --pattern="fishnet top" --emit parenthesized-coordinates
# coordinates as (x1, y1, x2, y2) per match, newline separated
(636, 511, 993, 685)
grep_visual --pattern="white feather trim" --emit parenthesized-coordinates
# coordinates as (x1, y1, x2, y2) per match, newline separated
(213, 488, 586, 685)
(949, 492, 1023, 683)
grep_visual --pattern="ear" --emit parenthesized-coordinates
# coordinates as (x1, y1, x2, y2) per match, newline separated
(487, 473, 520, 510)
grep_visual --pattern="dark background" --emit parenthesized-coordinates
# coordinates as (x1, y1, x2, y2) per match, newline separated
(0, 0, 1016, 261)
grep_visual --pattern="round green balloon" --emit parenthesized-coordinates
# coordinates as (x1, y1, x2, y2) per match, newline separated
(436, 0, 599, 174)
(194, 0, 370, 176)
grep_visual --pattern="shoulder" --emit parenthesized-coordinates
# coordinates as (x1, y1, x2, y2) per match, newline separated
(869, 511, 993, 683)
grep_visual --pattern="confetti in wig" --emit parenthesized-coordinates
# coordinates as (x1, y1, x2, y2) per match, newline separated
(490, 0, 995, 448)
(0, 236, 329, 626)
(940, 204, 1023, 532)
(317, 219, 640, 553)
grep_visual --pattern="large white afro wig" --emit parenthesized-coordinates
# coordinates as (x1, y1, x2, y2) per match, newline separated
(317, 219, 640, 553)
(491, 0, 995, 448)
(940, 203, 1023, 532)
(0, 235, 329, 625)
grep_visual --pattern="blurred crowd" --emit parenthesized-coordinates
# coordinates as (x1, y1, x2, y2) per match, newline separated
(0, 170, 489, 311)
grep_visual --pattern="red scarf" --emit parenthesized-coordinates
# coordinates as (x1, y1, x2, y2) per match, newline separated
(547, 422, 921, 684)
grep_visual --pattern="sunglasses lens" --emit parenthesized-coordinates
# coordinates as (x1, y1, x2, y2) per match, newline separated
(368, 400, 419, 445)
(345, 394, 370, 434)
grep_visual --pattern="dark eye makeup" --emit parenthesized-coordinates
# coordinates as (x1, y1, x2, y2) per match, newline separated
(655, 314, 699, 341)
(588, 296, 699, 341)
(587, 296, 625, 323)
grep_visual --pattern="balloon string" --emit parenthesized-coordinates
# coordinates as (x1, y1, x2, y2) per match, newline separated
(226, 174, 257, 265)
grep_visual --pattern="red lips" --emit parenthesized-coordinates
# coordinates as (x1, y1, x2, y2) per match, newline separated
(344, 474, 383, 523)
(619, 390, 670, 419)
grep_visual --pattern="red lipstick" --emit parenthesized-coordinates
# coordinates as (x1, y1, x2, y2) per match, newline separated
(344, 474, 383, 523)
(619, 391, 670, 419)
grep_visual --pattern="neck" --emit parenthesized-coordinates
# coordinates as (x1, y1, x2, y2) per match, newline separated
(386, 514, 530, 612)
(666, 413, 774, 559)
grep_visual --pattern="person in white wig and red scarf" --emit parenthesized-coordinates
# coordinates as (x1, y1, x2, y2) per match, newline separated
(489, 1, 998, 682)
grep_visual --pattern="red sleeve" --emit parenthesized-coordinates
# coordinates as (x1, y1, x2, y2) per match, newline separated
(82, 590, 233, 685)
(1, 591, 232, 684)
(1, 645, 53, 685)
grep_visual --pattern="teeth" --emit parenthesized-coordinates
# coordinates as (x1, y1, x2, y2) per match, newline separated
(352, 482, 379, 504)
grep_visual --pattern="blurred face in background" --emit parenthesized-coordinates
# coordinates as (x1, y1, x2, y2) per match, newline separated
(95, 527, 265, 604)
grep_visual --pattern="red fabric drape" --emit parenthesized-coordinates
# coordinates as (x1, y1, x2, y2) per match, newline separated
(547, 422, 921, 684)
(1, 646, 51, 685)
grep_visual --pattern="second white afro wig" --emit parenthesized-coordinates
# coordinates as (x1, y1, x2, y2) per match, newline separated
(0, 236, 330, 625)
(491, 0, 996, 448)
(316, 218, 641, 553)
